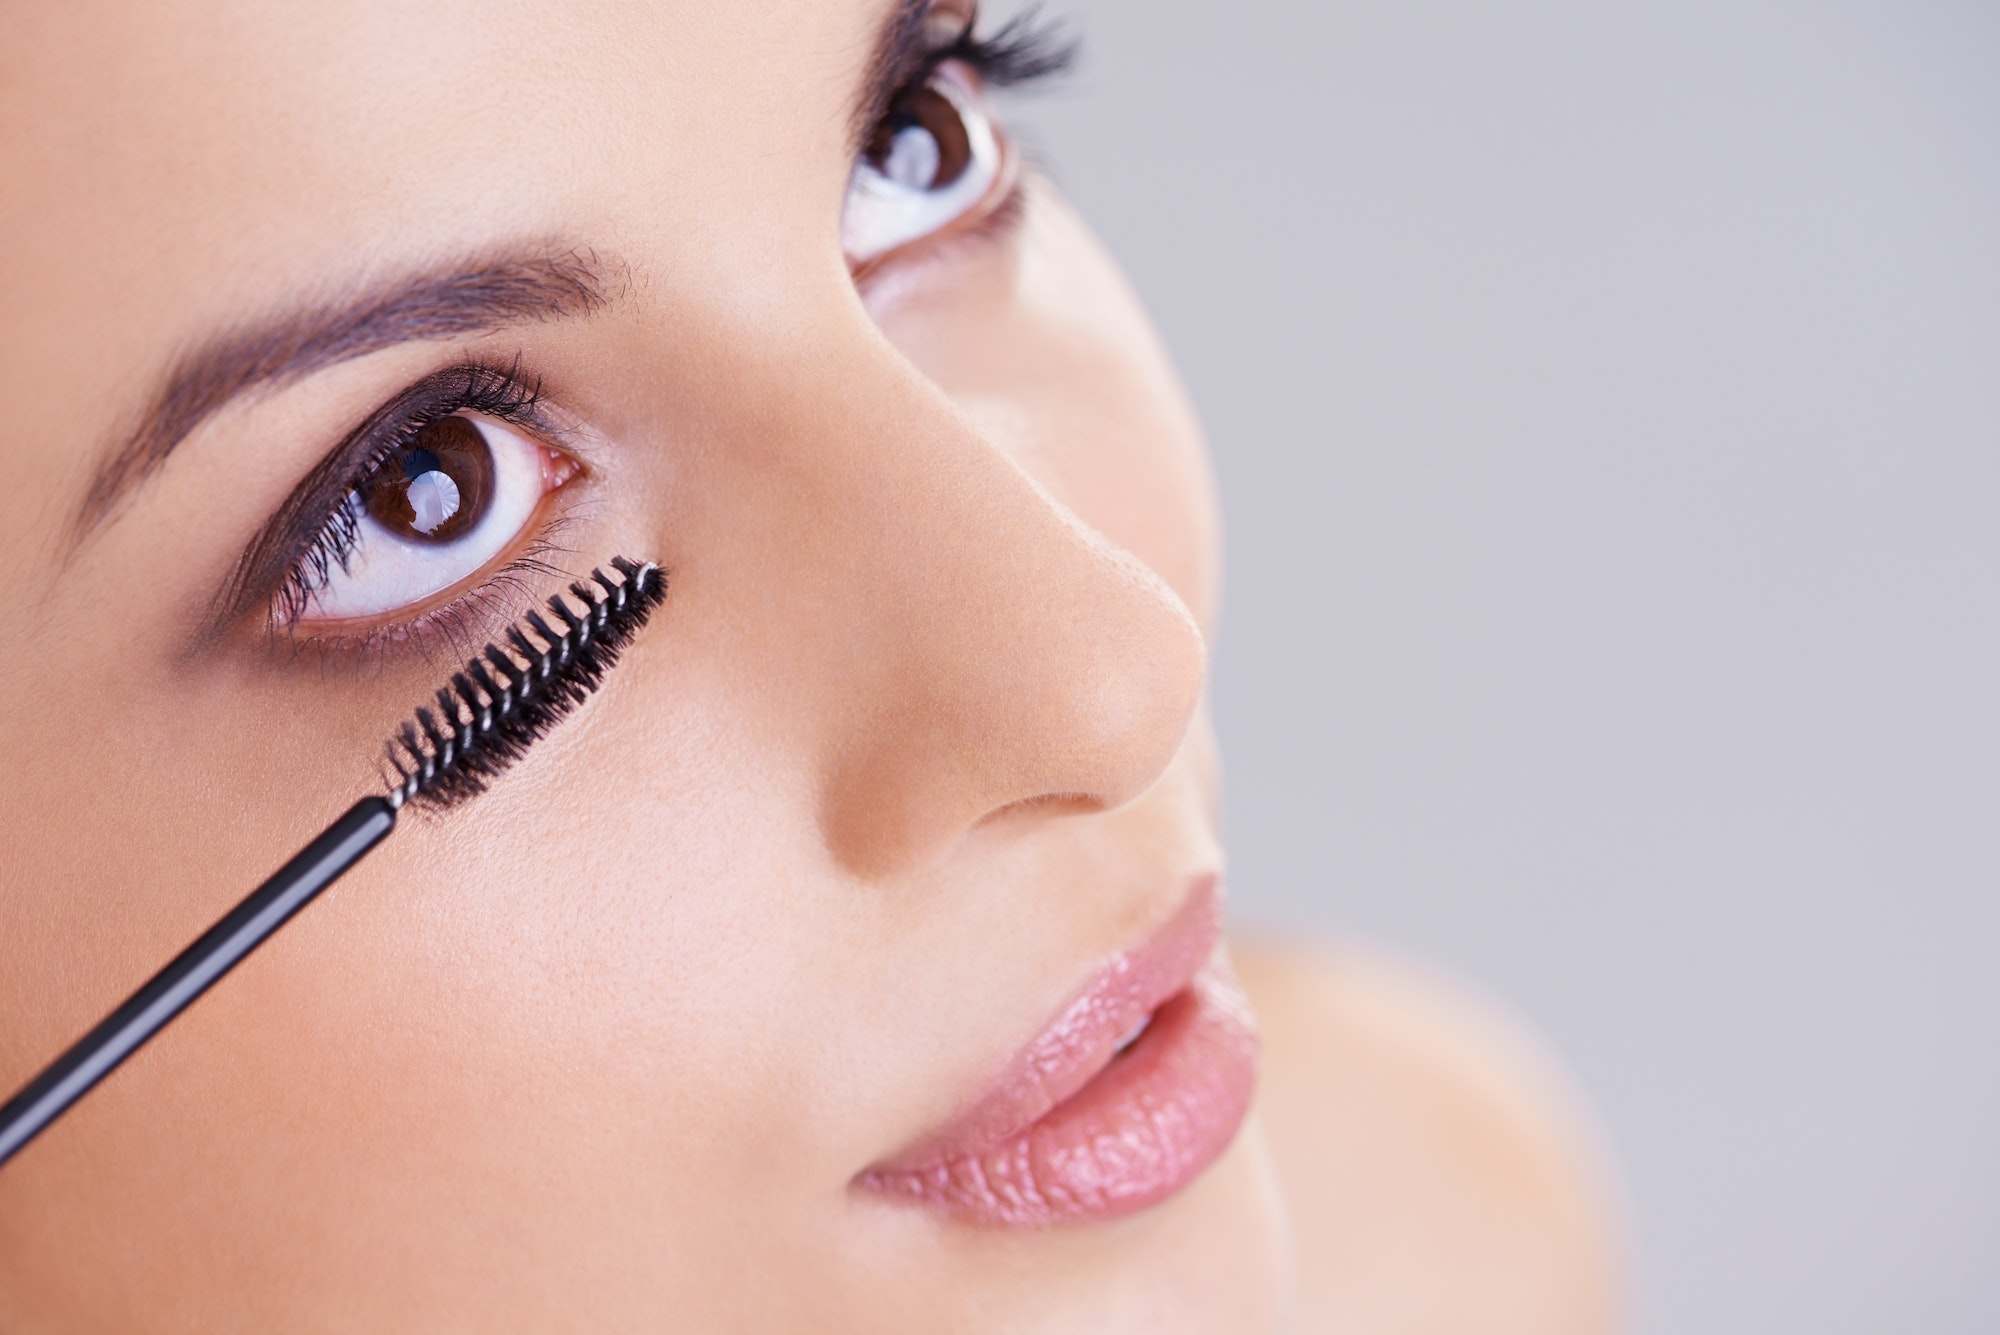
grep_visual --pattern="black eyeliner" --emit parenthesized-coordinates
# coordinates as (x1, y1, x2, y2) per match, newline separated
(0, 557, 666, 1170)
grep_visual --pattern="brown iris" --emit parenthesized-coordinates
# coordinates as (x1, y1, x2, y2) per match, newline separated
(361, 415, 493, 544)
(865, 78, 973, 191)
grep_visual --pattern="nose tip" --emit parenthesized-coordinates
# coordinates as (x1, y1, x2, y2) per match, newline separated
(815, 463, 1209, 880)
(1028, 540, 1208, 817)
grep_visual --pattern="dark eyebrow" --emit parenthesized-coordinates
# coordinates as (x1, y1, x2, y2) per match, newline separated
(71, 245, 614, 547)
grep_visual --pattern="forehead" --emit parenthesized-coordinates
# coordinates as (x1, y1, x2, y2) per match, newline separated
(0, 0, 879, 401)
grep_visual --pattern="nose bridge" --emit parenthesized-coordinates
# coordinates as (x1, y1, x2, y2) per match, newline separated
(760, 331, 1208, 880)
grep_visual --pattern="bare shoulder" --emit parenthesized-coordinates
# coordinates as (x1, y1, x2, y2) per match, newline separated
(1233, 937, 1627, 1335)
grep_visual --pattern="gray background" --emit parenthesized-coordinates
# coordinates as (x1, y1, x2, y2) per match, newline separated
(1002, 2, 2000, 1330)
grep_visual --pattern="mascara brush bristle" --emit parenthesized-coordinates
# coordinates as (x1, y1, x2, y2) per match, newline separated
(384, 556, 666, 812)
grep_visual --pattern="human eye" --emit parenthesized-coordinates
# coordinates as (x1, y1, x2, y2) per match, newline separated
(843, 61, 1005, 264)
(265, 363, 581, 632)
(841, 10, 1074, 267)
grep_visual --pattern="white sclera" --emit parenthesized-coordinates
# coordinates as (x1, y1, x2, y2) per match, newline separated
(841, 68, 1000, 263)
(304, 416, 551, 621)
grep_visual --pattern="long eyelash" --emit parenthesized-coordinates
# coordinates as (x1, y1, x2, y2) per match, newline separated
(269, 362, 547, 628)
(939, 7, 1077, 88)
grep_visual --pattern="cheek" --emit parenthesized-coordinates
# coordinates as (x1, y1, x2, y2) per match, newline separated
(865, 182, 1222, 635)
(364, 697, 824, 1143)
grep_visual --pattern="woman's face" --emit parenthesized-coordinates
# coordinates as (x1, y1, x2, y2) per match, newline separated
(0, 1, 1287, 1327)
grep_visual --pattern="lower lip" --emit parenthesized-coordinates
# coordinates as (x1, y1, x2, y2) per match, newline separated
(860, 893, 1259, 1226)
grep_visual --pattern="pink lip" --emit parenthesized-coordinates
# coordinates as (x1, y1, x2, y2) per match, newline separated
(859, 876, 1259, 1225)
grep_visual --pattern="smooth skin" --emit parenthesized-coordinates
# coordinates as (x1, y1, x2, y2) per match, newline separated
(0, 1, 1621, 1330)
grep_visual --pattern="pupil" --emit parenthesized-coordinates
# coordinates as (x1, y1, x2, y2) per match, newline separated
(361, 415, 494, 544)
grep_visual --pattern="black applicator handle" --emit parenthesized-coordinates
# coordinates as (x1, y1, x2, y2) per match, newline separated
(0, 796, 396, 1169)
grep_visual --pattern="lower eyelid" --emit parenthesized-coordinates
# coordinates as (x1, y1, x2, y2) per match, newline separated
(850, 168, 1028, 291)
(279, 491, 586, 664)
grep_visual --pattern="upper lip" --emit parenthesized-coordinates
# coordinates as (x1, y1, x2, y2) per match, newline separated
(869, 873, 1223, 1173)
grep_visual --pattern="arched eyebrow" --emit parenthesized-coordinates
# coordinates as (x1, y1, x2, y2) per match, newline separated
(69, 245, 615, 550)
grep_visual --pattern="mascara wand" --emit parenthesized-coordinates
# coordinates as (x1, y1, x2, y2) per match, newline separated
(0, 556, 665, 1169)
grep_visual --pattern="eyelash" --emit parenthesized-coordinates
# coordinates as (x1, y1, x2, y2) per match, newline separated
(270, 362, 555, 630)
(933, 8, 1075, 89)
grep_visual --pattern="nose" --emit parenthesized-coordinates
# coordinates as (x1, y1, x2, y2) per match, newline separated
(724, 329, 1207, 880)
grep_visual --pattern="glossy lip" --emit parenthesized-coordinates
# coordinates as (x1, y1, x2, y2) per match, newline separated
(859, 875, 1259, 1225)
